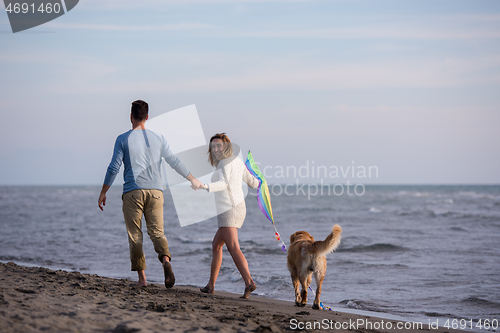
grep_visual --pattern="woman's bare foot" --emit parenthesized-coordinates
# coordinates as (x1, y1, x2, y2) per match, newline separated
(240, 282, 256, 299)
(200, 285, 214, 294)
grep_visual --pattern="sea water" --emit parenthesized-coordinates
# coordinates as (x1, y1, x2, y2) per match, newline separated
(0, 185, 499, 331)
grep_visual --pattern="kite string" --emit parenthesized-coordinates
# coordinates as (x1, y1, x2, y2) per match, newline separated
(271, 223, 332, 311)
(273, 224, 287, 252)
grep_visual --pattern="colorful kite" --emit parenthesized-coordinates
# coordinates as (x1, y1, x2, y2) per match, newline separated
(245, 151, 286, 252)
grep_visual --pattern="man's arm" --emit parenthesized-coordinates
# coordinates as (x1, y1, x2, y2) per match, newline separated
(98, 184, 111, 211)
(103, 137, 124, 187)
(160, 137, 203, 190)
(99, 136, 124, 211)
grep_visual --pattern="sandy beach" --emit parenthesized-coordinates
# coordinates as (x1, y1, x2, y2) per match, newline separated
(0, 262, 468, 333)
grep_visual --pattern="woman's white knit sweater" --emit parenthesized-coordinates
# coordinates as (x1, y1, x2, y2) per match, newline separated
(208, 156, 259, 228)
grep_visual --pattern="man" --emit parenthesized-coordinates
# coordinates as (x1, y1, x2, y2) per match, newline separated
(98, 100, 203, 288)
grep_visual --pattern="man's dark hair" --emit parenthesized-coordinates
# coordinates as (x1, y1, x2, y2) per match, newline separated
(131, 100, 148, 121)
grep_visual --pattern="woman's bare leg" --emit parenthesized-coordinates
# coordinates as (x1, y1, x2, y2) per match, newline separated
(204, 227, 255, 297)
(204, 228, 226, 292)
(222, 228, 254, 288)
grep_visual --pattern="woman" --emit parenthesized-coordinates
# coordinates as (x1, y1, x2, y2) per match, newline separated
(199, 133, 260, 299)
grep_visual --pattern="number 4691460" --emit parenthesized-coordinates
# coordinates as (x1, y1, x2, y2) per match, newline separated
(443, 319, 498, 330)
(5, 3, 62, 14)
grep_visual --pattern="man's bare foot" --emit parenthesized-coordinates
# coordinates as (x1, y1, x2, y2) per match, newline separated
(136, 270, 147, 287)
(163, 261, 175, 288)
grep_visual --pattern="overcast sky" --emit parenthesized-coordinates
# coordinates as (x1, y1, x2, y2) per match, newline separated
(1, 0, 499, 185)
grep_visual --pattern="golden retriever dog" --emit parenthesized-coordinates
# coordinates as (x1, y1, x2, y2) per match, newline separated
(287, 224, 342, 309)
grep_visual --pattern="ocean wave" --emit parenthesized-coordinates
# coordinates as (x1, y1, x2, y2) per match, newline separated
(397, 191, 431, 197)
(397, 208, 499, 220)
(423, 311, 460, 319)
(296, 206, 337, 213)
(335, 259, 360, 266)
(369, 207, 383, 213)
(429, 209, 453, 217)
(0, 255, 34, 263)
(240, 243, 285, 255)
(397, 208, 441, 217)
(0, 256, 77, 271)
(427, 199, 455, 205)
(339, 299, 384, 312)
(345, 300, 364, 310)
(456, 212, 500, 220)
(239, 240, 261, 246)
(458, 191, 500, 201)
(230, 271, 242, 282)
(338, 243, 409, 253)
(177, 248, 211, 257)
(174, 236, 213, 244)
(253, 275, 291, 288)
(397, 210, 421, 216)
(461, 297, 500, 309)
(213, 267, 292, 291)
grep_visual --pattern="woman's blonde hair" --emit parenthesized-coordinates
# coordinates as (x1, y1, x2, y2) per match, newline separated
(208, 133, 233, 167)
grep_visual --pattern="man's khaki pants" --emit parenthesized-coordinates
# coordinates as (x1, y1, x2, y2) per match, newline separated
(122, 189, 171, 271)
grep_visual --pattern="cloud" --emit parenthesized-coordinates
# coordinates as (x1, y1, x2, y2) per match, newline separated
(81, 0, 312, 6)
(448, 14, 500, 22)
(0, 54, 53, 63)
(227, 13, 500, 40)
(42, 53, 500, 95)
(69, 0, 313, 11)
(44, 22, 214, 31)
(230, 27, 500, 40)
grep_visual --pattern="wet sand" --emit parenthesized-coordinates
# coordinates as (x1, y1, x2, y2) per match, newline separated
(0, 262, 465, 333)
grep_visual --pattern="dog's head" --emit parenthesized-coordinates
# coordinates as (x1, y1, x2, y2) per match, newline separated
(290, 231, 315, 244)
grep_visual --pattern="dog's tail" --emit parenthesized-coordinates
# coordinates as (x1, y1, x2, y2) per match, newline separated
(312, 224, 342, 256)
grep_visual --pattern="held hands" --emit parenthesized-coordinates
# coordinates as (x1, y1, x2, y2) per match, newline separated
(185, 174, 207, 191)
(190, 178, 206, 190)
